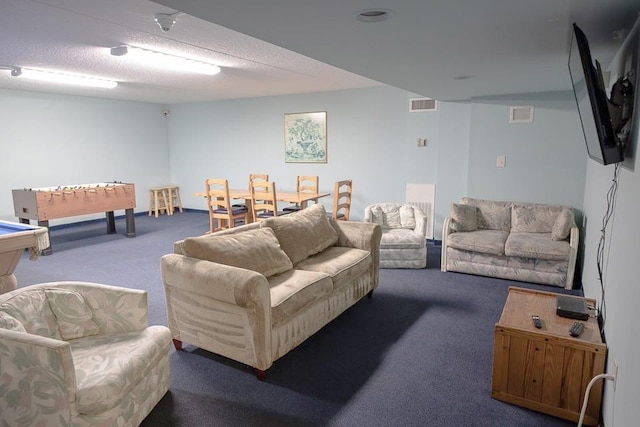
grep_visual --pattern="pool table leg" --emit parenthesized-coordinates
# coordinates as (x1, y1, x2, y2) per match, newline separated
(36, 220, 53, 256)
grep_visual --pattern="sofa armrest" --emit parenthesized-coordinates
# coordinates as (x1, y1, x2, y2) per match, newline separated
(160, 254, 272, 370)
(565, 226, 580, 289)
(441, 217, 454, 271)
(414, 208, 428, 238)
(0, 329, 77, 425)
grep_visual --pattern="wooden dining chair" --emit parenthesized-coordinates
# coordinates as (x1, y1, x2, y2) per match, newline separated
(330, 179, 352, 221)
(233, 174, 269, 209)
(283, 175, 319, 212)
(205, 178, 249, 233)
(250, 180, 285, 220)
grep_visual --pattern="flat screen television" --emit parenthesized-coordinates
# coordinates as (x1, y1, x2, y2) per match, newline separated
(569, 23, 625, 165)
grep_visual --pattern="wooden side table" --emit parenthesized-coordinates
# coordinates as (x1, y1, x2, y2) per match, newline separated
(491, 287, 606, 426)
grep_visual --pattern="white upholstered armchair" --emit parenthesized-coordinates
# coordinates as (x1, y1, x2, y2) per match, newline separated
(364, 203, 427, 268)
(0, 281, 171, 427)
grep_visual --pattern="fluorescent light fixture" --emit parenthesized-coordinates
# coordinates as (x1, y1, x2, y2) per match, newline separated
(7, 67, 117, 89)
(110, 45, 221, 75)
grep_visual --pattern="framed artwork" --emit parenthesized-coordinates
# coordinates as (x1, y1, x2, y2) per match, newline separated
(284, 111, 327, 163)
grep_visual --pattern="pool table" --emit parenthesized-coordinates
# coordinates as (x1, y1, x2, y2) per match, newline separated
(0, 220, 49, 294)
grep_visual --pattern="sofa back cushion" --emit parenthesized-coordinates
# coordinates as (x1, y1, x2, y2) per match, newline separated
(461, 198, 511, 231)
(511, 203, 567, 234)
(264, 204, 338, 265)
(368, 203, 416, 230)
(183, 227, 293, 277)
(450, 203, 477, 231)
(552, 208, 575, 241)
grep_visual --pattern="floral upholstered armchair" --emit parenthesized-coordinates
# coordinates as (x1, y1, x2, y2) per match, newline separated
(364, 203, 428, 268)
(0, 281, 171, 427)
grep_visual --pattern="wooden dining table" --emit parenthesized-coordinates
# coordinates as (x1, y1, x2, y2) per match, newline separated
(192, 189, 330, 223)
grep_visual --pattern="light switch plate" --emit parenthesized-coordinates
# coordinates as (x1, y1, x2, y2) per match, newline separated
(497, 156, 506, 168)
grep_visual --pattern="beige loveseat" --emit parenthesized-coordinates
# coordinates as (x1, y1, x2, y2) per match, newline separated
(160, 204, 382, 378)
(0, 281, 171, 427)
(441, 198, 579, 289)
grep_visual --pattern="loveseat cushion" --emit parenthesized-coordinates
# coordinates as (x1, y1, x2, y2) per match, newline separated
(370, 204, 416, 230)
(0, 290, 62, 339)
(182, 227, 293, 277)
(446, 230, 509, 255)
(451, 203, 477, 231)
(0, 312, 26, 332)
(295, 246, 372, 290)
(511, 203, 565, 233)
(267, 269, 333, 326)
(461, 198, 511, 231)
(552, 208, 575, 241)
(264, 204, 338, 265)
(505, 232, 570, 261)
(70, 325, 171, 414)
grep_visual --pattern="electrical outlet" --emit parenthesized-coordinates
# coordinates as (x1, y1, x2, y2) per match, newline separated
(417, 138, 427, 147)
(613, 360, 618, 391)
(496, 155, 506, 168)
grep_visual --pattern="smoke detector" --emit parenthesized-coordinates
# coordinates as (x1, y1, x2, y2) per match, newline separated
(154, 12, 180, 32)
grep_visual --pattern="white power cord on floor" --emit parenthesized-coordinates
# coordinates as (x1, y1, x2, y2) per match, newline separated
(577, 373, 615, 427)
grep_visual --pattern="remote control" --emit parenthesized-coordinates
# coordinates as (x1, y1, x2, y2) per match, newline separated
(569, 321, 584, 337)
(532, 315, 542, 329)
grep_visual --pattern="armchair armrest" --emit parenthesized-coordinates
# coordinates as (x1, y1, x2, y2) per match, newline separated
(565, 226, 580, 289)
(441, 217, 453, 271)
(413, 208, 428, 238)
(0, 329, 77, 425)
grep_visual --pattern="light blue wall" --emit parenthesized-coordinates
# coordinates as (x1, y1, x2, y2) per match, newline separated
(0, 88, 170, 223)
(168, 86, 586, 238)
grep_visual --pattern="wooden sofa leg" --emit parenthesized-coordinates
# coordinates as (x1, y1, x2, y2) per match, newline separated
(253, 368, 266, 381)
(172, 339, 183, 351)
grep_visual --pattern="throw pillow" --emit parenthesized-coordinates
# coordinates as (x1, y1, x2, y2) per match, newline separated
(264, 204, 338, 265)
(183, 227, 293, 277)
(384, 206, 403, 229)
(45, 288, 100, 340)
(371, 206, 385, 226)
(551, 208, 574, 241)
(451, 203, 477, 232)
(399, 205, 417, 229)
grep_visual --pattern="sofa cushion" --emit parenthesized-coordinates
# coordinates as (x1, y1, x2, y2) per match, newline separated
(183, 227, 293, 277)
(45, 288, 100, 340)
(71, 325, 171, 414)
(505, 232, 570, 261)
(295, 246, 372, 290)
(264, 204, 338, 265)
(380, 229, 426, 249)
(552, 208, 574, 241)
(0, 312, 26, 332)
(399, 205, 417, 229)
(267, 269, 333, 325)
(461, 198, 511, 231)
(451, 203, 477, 232)
(511, 203, 565, 233)
(0, 290, 62, 339)
(447, 230, 509, 256)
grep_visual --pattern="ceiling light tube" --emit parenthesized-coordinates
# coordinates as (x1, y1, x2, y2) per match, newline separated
(111, 45, 221, 76)
(9, 67, 118, 89)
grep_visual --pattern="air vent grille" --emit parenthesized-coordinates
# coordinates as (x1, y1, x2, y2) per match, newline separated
(410, 98, 438, 112)
(509, 106, 534, 123)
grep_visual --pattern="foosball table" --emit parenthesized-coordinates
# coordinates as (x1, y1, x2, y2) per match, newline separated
(12, 182, 136, 255)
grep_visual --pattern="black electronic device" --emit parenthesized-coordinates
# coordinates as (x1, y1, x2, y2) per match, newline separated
(556, 295, 590, 321)
(569, 23, 628, 165)
(532, 315, 543, 329)
(569, 321, 585, 337)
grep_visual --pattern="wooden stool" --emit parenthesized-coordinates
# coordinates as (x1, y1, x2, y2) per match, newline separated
(163, 185, 183, 215)
(149, 187, 170, 217)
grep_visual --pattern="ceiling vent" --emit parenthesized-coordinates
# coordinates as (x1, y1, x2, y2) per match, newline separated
(509, 106, 534, 123)
(410, 98, 438, 112)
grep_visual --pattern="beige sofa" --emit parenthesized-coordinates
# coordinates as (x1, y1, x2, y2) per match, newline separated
(160, 204, 382, 378)
(441, 198, 579, 289)
(0, 281, 171, 427)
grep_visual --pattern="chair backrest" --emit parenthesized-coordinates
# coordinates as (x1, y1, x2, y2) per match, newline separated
(332, 179, 352, 221)
(248, 173, 269, 189)
(251, 180, 279, 220)
(205, 178, 244, 232)
(297, 175, 319, 194)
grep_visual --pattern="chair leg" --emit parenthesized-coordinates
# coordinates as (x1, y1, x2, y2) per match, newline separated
(172, 339, 183, 351)
(253, 368, 266, 381)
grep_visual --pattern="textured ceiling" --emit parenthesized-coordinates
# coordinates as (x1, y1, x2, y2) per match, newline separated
(1, 0, 638, 104)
